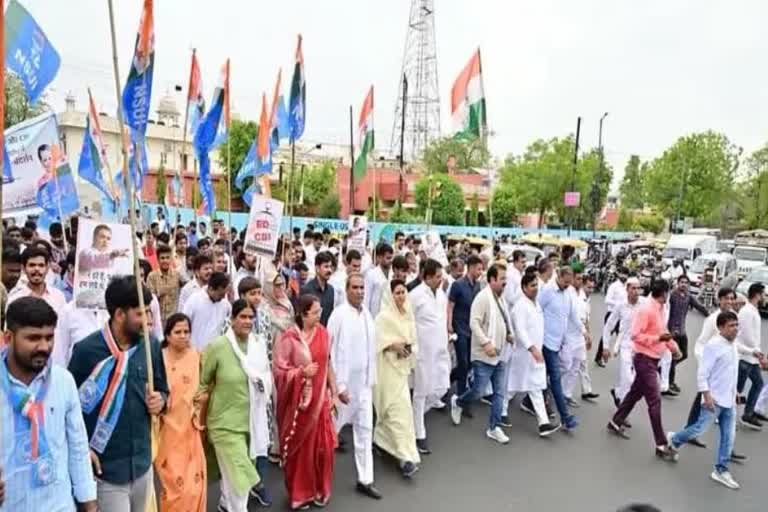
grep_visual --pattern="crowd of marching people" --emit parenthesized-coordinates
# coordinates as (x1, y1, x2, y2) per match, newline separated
(1, 214, 768, 511)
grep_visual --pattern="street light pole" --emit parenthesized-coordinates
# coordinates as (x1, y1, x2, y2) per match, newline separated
(592, 112, 608, 238)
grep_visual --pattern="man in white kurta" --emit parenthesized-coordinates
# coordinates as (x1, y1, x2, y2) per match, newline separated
(364, 244, 394, 317)
(183, 273, 232, 351)
(409, 259, 451, 454)
(52, 301, 109, 366)
(508, 273, 560, 436)
(602, 278, 642, 404)
(500, 250, 526, 419)
(596, 269, 628, 365)
(327, 274, 381, 498)
(560, 272, 597, 404)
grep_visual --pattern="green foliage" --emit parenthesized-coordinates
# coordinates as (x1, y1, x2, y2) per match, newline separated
(497, 135, 612, 228)
(365, 197, 382, 221)
(155, 165, 167, 205)
(388, 201, 419, 224)
(282, 161, 338, 217)
(214, 179, 228, 211)
(633, 213, 665, 234)
(642, 131, 741, 220)
(318, 193, 341, 218)
(414, 173, 465, 226)
(5, 74, 49, 127)
(617, 208, 634, 231)
(491, 185, 517, 227)
(468, 192, 479, 226)
(422, 136, 490, 174)
(740, 144, 768, 228)
(217, 119, 258, 198)
(619, 155, 646, 210)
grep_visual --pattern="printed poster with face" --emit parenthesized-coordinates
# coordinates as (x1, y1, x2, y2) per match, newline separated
(74, 218, 134, 310)
(347, 215, 368, 254)
(244, 195, 284, 258)
(421, 230, 448, 267)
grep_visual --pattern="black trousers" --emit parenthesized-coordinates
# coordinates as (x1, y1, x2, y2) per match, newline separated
(595, 311, 620, 364)
(669, 333, 688, 386)
(686, 392, 702, 428)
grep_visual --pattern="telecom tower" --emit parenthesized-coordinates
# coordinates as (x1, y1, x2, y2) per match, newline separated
(390, 0, 441, 163)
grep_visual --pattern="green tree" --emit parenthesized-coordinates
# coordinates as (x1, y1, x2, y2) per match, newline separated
(491, 185, 517, 226)
(389, 201, 418, 224)
(414, 173, 465, 225)
(468, 192, 479, 226)
(619, 155, 645, 210)
(217, 119, 257, 198)
(497, 136, 612, 228)
(155, 165, 167, 205)
(617, 208, 634, 231)
(421, 136, 490, 174)
(5, 74, 50, 127)
(740, 144, 768, 228)
(318, 193, 341, 218)
(642, 131, 741, 221)
(633, 213, 665, 234)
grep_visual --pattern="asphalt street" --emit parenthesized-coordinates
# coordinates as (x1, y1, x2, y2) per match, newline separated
(205, 293, 768, 512)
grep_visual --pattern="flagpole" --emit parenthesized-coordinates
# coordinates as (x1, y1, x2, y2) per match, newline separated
(398, 75, 407, 206)
(288, 141, 295, 233)
(179, 49, 195, 227)
(107, 0, 154, 391)
(348, 105, 355, 217)
(226, 60, 232, 240)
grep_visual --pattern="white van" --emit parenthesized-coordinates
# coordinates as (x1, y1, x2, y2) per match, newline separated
(662, 234, 717, 268)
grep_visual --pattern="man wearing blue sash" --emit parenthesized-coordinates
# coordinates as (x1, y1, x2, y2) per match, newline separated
(68, 276, 168, 512)
(0, 296, 97, 511)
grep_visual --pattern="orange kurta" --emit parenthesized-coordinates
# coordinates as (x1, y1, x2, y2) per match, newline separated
(156, 348, 207, 512)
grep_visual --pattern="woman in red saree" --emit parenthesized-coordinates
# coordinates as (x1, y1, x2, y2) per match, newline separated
(273, 294, 337, 510)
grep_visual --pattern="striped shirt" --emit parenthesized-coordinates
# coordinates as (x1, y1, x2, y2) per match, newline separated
(1, 362, 97, 511)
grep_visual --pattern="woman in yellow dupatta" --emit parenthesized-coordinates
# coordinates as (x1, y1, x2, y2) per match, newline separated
(373, 279, 421, 478)
(156, 313, 206, 512)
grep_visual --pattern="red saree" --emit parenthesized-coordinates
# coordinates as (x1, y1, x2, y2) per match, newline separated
(273, 325, 336, 509)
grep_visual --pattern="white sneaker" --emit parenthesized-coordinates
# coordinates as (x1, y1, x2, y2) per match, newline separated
(429, 398, 446, 410)
(486, 427, 510, 444)
(711, 470, 740, 490)
(666, 432, 680, 461)
(450, 395, 462, 426)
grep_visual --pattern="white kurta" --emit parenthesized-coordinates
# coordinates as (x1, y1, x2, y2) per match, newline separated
(183, 290, 232, 351)
(503, 266, 522, 311)
(329, 269, 348, 308)
(507, 295, 547, 392)
(326, 302, 377, 485)
(364, 266, 390, 318)
(178, 279, 205, 312)
(409, 283, 451, 398)
(52, 302, 109, 367)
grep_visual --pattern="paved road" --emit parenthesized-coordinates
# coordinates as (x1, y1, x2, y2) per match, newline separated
(205, 294, 768, 512)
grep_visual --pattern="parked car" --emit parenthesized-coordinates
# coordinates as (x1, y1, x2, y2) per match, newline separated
(736, 265, 768, 315)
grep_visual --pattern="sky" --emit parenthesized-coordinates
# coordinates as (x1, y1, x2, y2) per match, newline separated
(26, 0, 768, 190)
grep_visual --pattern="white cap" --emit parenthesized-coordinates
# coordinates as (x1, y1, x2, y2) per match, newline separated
(626, 277, 640, 287)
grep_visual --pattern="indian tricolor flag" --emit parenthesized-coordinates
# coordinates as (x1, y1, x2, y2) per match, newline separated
(353, 86, 374, 180)
(451, 49, 487, 140)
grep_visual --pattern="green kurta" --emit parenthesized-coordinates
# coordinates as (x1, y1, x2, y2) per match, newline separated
(200, 335, 260, 493)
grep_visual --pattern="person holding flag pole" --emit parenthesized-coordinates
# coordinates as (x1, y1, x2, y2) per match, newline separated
(69, 2, 169, 511)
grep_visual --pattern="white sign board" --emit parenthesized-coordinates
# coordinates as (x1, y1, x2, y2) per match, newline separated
(244, 195, 284, 258)
(347, 215, 368, 254)
(74, 218, 134, 310)
(422, 231, 448, 267)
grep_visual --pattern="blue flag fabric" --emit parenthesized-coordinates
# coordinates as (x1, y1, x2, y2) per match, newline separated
(197, 152, 216, 215)
(4, 0, 61, 104)
(234, 141, 257, 190)
(241, 183, 257, 207)
(121, 0, 155, 141)
(193, 69, 227, 216)
(276, 94, 290, 141)
(288, 36, 306, 142)
(3, 147, 13, 183)
(36, 164, 79, 228)
(78, 124, 112, 199)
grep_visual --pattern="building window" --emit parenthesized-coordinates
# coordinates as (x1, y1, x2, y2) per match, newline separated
(160, 152, 168, 166)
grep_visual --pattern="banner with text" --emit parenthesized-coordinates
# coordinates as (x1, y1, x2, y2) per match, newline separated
(244, 195, 284, 258)
(347, 215, 368, 254)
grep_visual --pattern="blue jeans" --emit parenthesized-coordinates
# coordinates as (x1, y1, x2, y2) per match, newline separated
(737, 361, 764, 416)
(451, 332, 472, 396)
(671, 403, 734, 473)
(543, 346, 570, 422)
(457, 360, 506, 430)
